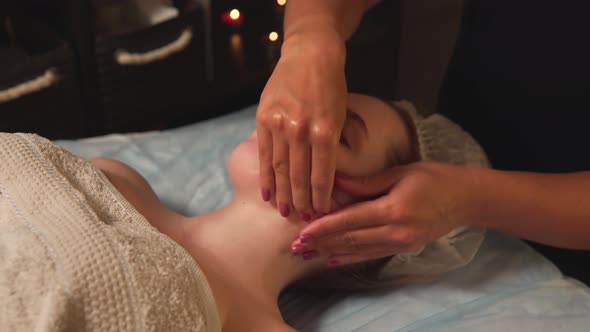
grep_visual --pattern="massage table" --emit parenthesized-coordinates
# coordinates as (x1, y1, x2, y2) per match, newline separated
(57, 105, 590, 331)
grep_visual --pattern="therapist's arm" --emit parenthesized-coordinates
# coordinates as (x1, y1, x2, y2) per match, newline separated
(257, 0, 379, 218)
(474, 169, 590, 250)
(284, 0, 379, 42)
(294, 164, 590, 267)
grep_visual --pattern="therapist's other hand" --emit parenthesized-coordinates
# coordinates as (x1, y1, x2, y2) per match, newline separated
(292, 163, 480, 266)
(257, 30, 347, 218)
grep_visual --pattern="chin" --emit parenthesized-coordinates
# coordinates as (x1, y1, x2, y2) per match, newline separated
(228, 135, 260, 192)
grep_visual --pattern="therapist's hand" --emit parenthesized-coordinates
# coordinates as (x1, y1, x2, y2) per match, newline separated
(257, 30, 347, 218)
(292, 163, 481, 266)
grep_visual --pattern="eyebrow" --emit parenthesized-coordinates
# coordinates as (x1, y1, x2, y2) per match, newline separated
(346, 108, 369, 139)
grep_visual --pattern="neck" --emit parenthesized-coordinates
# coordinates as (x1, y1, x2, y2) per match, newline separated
(160, 196, 325, 329)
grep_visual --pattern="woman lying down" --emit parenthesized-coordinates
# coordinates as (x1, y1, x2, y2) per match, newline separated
(0, 94, 488, 332)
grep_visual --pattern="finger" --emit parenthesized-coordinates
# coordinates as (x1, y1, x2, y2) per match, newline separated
(273, 133, 292, 217)
(320, 242, 403, 257)
(310, 123, 338, 214)
(256, 126, 275, 202)
(289, 139, 312, 220)
(326, 250, 396, 268)
(335, 165, 409, 198)
(299, 197, 390, 239)
(300, 225, 394, 251)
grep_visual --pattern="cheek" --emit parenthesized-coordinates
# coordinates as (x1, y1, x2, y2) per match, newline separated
(336, 146, 359, 174)
(336, 147, 386, 177)
(331, 187, 359, 210)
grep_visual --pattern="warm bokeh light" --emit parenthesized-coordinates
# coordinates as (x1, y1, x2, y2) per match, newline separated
(221, 9, 243, 25)
(277, 0, 287, 6)
(269, 31, 279, 42)
(229, 9, 240, 20)
(230, 33, 242, 49)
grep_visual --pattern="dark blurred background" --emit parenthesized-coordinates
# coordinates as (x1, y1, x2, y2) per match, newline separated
(0, 0, 399, 139)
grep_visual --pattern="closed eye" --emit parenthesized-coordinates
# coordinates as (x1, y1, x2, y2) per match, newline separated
(339, 109, 367, 150)
(340, 134, 350, 148)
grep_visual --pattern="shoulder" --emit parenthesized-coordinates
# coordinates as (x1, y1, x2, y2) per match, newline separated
(90, 158, 179, 222)
(91, 158, 150, 190)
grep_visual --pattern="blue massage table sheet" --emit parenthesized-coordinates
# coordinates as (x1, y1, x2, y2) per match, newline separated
(58, 106, 590, 331)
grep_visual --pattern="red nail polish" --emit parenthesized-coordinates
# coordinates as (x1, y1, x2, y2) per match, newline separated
(299, 234, 313, 243)
(279, 203, 290, 217)
(302, 250, 320, 260)
(261, 189, 271, 202)
(291, 245, 306, 256)
(327, 258, 339, 268)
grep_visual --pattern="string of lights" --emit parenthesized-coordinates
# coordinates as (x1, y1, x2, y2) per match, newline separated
(220, 0, 285, 44)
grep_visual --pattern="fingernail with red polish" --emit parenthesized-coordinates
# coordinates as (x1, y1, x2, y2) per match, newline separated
(299, 234, 313, 243)
(279, 203, 290, 217)
(291, 245, 306, 256)
(327, 258, 339, 268)
(300, 213, 311, 222)
(302, 250, 320, 260)
(261, 189, 271, 202)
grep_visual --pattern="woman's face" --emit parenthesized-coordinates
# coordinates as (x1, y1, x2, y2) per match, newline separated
(228, 93, 411, 204)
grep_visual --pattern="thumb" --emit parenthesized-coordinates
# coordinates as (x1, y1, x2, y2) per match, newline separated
(335, 166, 408, 198)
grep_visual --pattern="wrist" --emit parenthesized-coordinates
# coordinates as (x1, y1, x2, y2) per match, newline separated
(463, 166, 498, 229)
(282, 25, 346, 67)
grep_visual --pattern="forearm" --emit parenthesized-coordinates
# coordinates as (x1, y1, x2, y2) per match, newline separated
(472, 168, 590, 250)
(282, 0, 374, 62)
(284, 0, 374, 41)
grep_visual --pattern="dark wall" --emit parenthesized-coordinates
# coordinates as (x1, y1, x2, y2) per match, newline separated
(439, 0, 590, 285)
